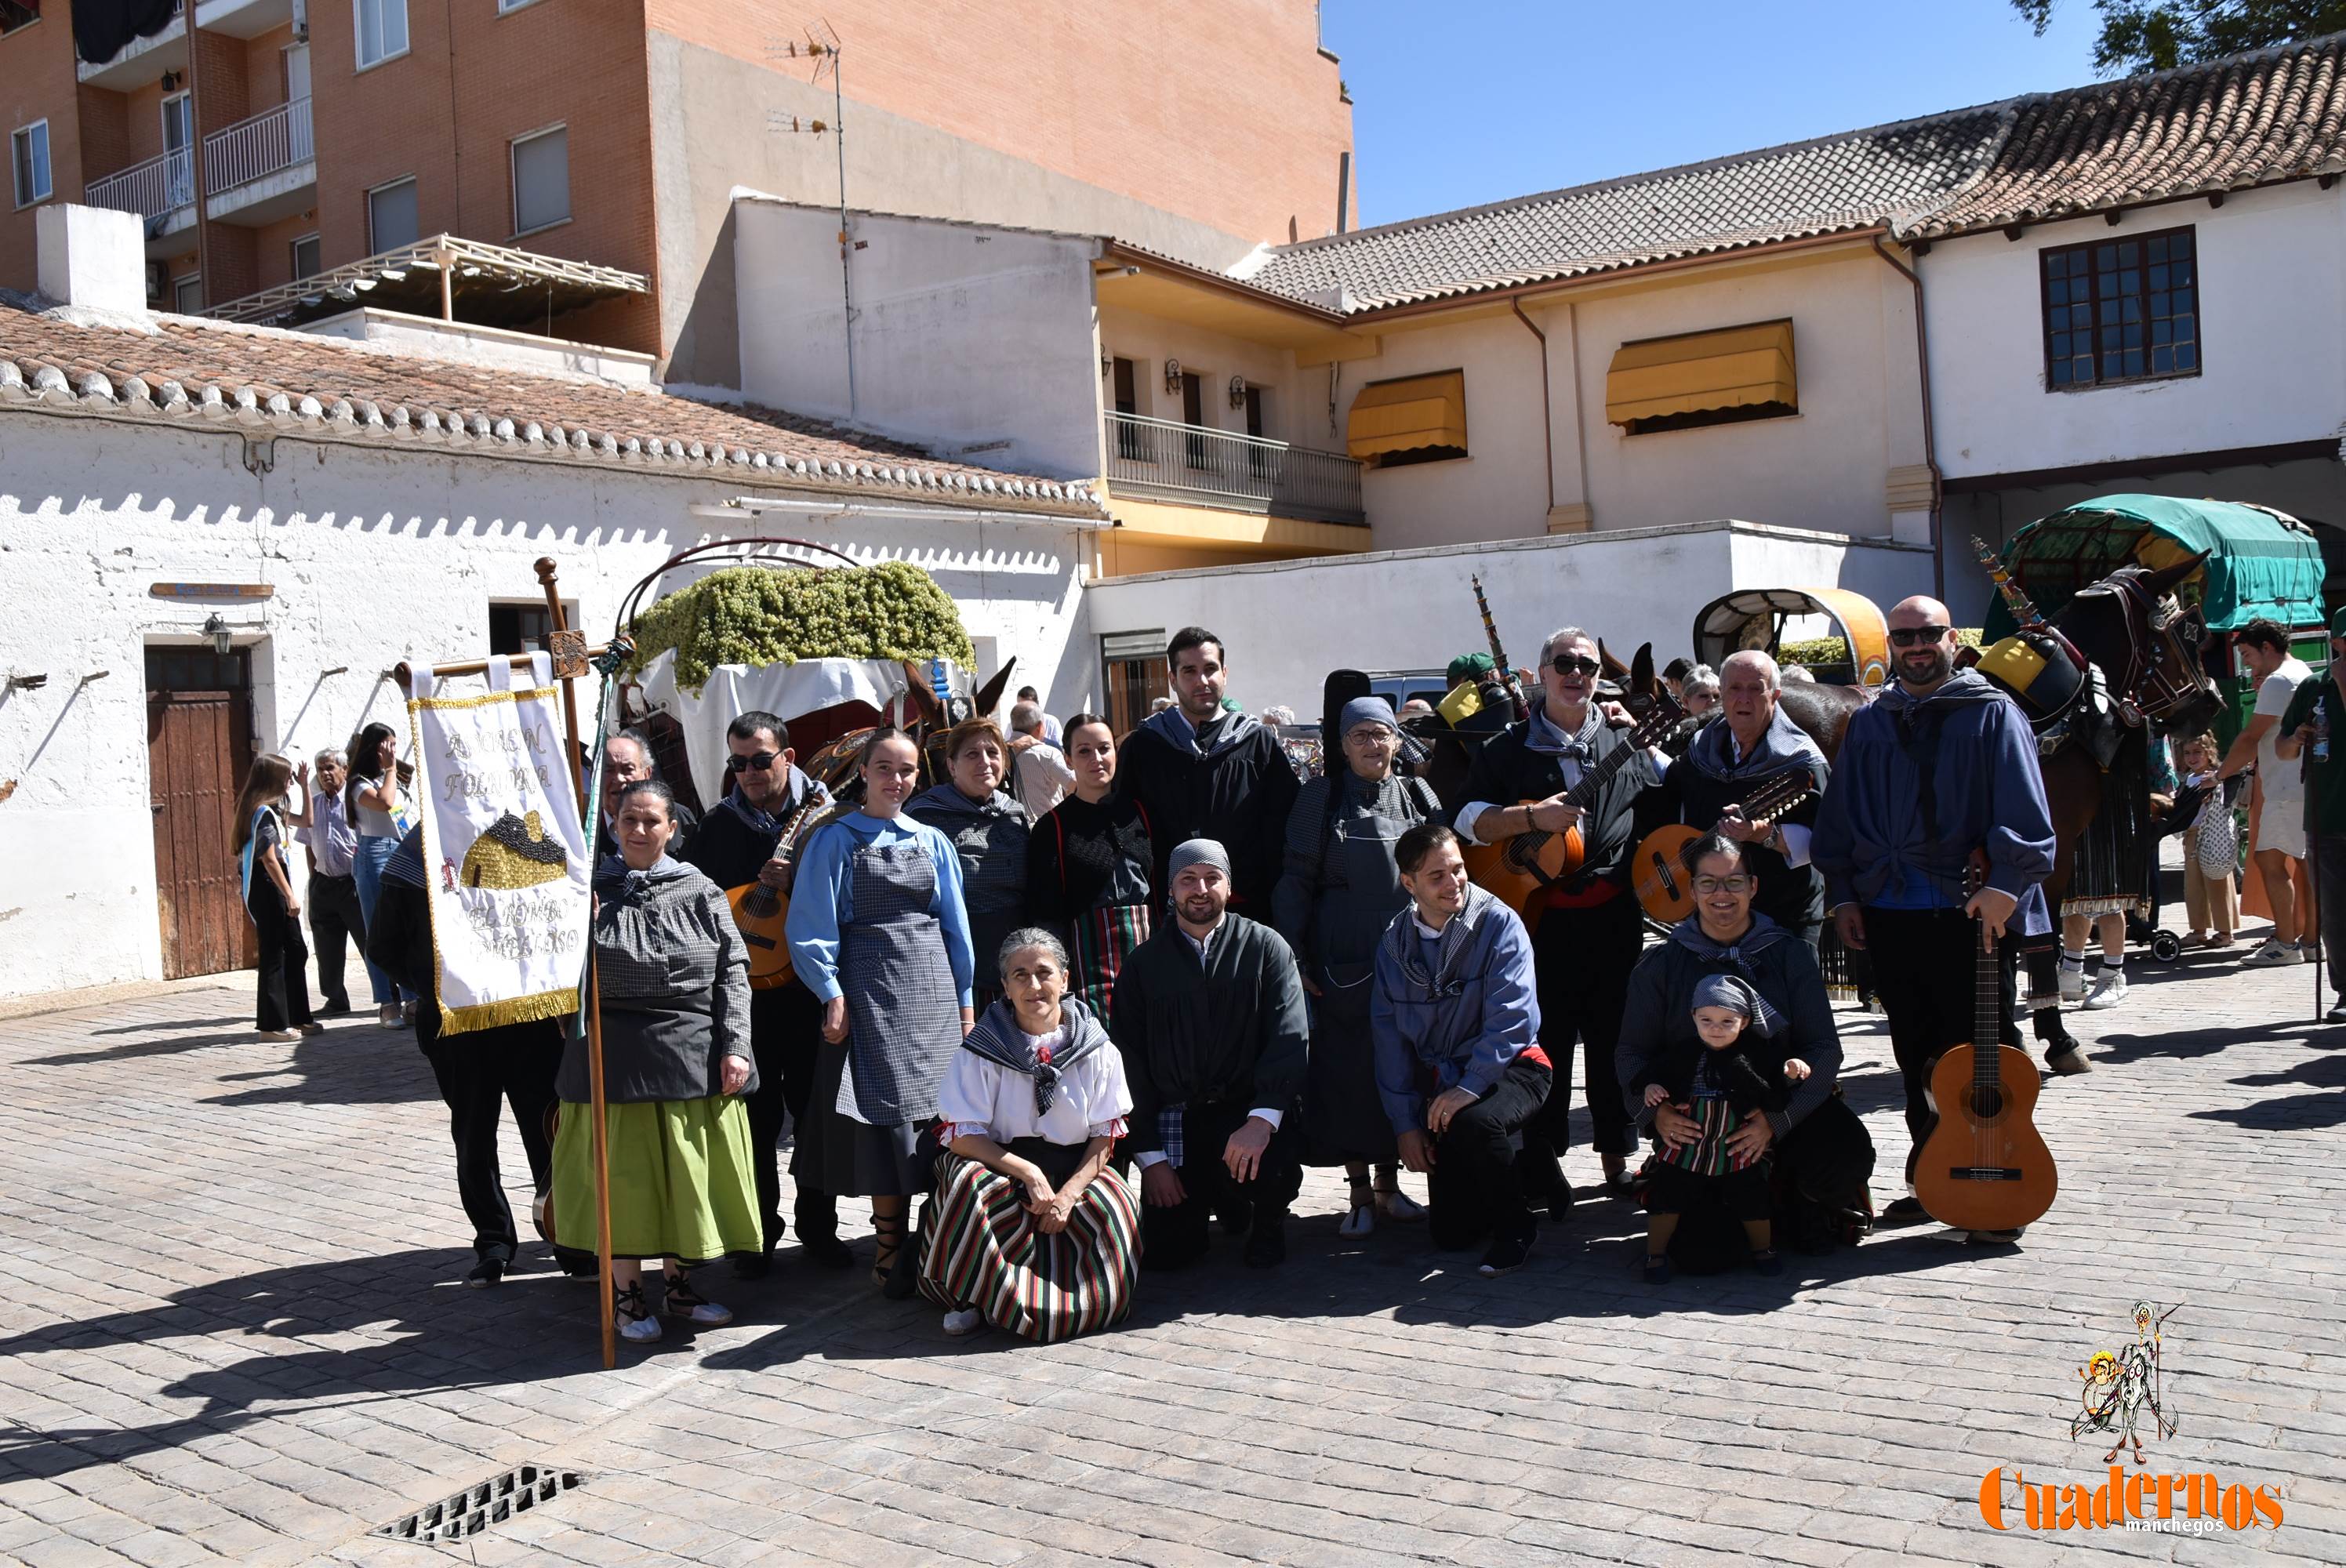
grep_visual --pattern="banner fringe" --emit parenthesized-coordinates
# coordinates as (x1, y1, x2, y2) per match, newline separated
(438, 985, 580, 1037)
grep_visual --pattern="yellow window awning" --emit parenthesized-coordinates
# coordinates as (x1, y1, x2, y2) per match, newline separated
(1346, 370, 1467, 459)
(1605, 320, 1797, 427)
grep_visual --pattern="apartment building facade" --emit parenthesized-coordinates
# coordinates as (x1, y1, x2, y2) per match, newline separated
(2, 0, 1355, 366)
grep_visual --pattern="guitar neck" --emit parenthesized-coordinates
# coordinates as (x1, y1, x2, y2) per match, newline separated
(1974, 913, 2000, 1083)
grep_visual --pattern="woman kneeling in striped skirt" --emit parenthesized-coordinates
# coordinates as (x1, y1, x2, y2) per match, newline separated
(921, 927, 1140, 1341)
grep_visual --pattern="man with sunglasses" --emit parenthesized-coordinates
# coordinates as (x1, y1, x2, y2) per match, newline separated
(1456, 626, 1665, 1213)
(1813, 597, 2059, 1232)
(681, 710, 848, 1274)
(2273, 611, 2346, 1022)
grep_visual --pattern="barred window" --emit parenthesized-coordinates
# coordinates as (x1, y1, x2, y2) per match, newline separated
(2042, 226, 2199, 390)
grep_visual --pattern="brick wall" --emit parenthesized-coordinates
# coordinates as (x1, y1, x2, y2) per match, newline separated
(644, 0, 1355, 246)
(307, 0, 659, 351)
(0, 10, 87, 296)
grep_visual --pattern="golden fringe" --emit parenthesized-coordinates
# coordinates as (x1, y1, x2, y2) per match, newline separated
(436, 985, 580, 1037)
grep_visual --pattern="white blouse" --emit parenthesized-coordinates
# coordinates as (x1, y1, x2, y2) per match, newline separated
(938, 1026, 1133, 1146)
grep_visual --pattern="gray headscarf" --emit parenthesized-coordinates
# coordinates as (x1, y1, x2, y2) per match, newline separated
(1338, 697, 1397, 737)
(1168, 838, 1232, 882)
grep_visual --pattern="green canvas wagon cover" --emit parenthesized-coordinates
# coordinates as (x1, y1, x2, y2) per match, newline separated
(1984, 493, 2324, 641)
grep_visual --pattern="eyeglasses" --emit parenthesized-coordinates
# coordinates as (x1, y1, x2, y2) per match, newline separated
(725, 750, 782, 772)
(1887, 625, 1952, 648)
(1549, 655, 1602, 677)
(1690, 876, 1755, 895)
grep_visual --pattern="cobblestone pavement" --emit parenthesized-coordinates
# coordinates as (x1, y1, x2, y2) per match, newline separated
(2, 913, 2343, 1566)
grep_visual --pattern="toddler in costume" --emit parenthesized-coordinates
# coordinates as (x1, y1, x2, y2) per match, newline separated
(1635, 973, 1810, 1283)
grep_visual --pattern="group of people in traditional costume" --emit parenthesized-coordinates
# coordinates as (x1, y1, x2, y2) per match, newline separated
(243, 582, 2190, 1347)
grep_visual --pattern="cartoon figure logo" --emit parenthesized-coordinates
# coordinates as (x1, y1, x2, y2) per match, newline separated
(2071, 1300, 2180, 1465)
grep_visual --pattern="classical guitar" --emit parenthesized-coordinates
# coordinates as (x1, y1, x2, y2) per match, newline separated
(724, 794, 829, 990)
(1630, 770, 1818, 924)
(1460, 698, 1690, 930)
(1912, 860, 2059, 1234)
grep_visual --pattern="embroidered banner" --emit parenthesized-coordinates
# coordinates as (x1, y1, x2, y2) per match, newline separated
(407, 654, 590, 1034)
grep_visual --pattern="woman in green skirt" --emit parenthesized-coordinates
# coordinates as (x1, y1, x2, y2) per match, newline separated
(554, 779, 761, 1345)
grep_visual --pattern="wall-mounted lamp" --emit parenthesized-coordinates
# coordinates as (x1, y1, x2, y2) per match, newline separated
(1100, 350, 1111, 378)
(160, 71, 180, 93)
(1228, 374, 1247, 410)
(203, 612, 233, 657)
(1163, 358, 1182, 394)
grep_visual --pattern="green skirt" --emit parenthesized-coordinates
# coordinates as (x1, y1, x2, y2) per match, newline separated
(551, 1095, 762, 1265)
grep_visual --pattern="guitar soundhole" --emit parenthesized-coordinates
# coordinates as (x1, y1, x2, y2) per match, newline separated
(1969, 1085, 2005, 1120)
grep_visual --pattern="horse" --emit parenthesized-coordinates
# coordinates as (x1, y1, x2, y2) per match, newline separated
(796, 658, 1022, 806)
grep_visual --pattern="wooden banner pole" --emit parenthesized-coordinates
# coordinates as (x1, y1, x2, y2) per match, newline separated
(534, 557, 616, 1371)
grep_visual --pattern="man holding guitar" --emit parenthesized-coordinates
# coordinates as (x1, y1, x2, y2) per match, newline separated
(1812, 597, 2058, 1236)
(681, 710, 848, 1276)
(1644, 651, 1829, 945)
(1456, 626, 1669, 1210)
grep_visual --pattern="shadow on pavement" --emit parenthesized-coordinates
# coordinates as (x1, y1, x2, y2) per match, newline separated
(0, 1247, 595, 1481)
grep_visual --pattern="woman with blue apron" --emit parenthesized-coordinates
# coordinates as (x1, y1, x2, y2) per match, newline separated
(1272, 698, 1444, 1237)
(786, 727, 977, 1296)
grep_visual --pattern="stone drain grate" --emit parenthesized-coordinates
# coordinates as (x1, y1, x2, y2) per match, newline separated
(371, 1463, 589, 1544)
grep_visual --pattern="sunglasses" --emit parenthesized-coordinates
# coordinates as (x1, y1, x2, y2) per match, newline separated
(1549, 655, 1603, 677)
(1887, 625, 1952, 647)
(725, 750, 783, 772)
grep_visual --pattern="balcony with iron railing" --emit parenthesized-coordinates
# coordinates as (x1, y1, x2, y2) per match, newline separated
(82, 147, 195, 234)
(1103, 412, 1364, 525)
(203, 96, 312, 218)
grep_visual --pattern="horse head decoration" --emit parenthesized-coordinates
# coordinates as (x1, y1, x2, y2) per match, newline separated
(2050, 552, 2220, 736)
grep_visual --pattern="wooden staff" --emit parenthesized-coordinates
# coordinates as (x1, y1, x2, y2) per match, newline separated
(534, 557, 617, 1370)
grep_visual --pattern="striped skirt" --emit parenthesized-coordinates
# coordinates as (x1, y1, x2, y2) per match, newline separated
(917, 1142, 1141, 1343)
(1068, 902, 1149, 1020)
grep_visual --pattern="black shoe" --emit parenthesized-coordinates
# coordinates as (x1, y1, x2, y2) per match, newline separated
(1477, 1229, 1534, 1277)
(734, 1250, 773, 1281)
(1242, 1210, 1287, 1268)
(1546, 1185, 1576, 1223)
(1219, 1200, 1255, 1237)
(1966, 1226, 2026, 1244)
(798, 1232, 855, 1270)
(1749, 1248, 1784, 1277)
(465, 1259, 504, 1290)
(1641, 1254, 1673, 1286)
(1880, 1196, 1928, 1224)
(318, 1000, 352, 1017)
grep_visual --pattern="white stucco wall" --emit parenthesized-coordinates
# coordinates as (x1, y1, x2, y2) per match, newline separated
(732, 200, 1106, 481)
(1075, 520, 1931, 715)
(1095, 304, 1311, 448)
(1925, 182, 2346, 479)
(0, 408, 1091, 1000)
(1353, 249, 1930, 553)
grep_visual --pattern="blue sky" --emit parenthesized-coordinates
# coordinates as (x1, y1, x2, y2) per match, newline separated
(1320, 0, 2108, 229)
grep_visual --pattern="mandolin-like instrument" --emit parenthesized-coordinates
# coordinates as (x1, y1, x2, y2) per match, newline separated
(1912, 860, 2059, 1234)
(1630, 770, 1818, 924)
(1461, 698, 1689, 931)
(724, 793, 830, 989)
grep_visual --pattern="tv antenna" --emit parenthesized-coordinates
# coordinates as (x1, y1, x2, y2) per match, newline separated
(765, 21, 856, 416)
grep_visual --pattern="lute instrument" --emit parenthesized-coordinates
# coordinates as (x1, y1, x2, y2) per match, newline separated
(1630, 769, 1818, 924)
(724, 793, 830, 989)
(1460, 697, 1689, 931)
(1912, 858, 2059, 1234)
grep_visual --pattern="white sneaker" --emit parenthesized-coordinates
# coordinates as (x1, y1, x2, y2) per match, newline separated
(2081, 971, 2128, 1010)
(257, 1029, 303, 1043)
(2244, 938, 2303, 967)
(942, 1307, 985, 1337)
(2058, 967, 2086, 1001)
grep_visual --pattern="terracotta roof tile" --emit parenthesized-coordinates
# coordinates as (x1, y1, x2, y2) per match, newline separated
(1903, 34, 2346, 238)
(0, 296, 1106, 518)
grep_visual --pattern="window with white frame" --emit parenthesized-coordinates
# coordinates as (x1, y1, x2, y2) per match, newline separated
(172, 274, 202, 314)
(354, 0, 407, 67)
(368, 176, 418, 252)
(10, 119, 49, 208)
(290, 233, 321, 278)
(510, 125, 568, 236)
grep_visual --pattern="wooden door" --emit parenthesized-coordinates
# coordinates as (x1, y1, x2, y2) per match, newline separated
(1103, 656, 1169, 740)
(146, 652, 255, 979)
